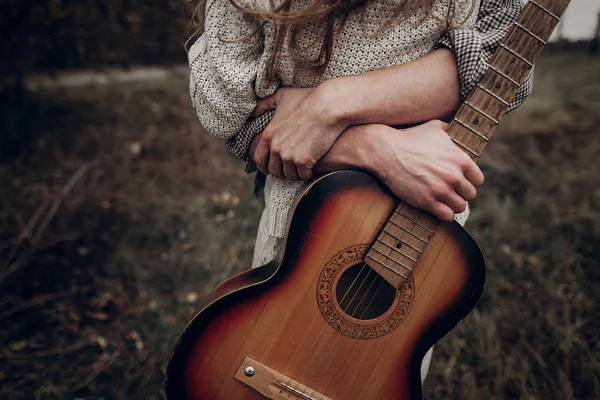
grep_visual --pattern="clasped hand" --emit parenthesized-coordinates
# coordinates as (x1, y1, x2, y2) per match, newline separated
(249, 88, 484, 222)
(250, 86, 348, 181)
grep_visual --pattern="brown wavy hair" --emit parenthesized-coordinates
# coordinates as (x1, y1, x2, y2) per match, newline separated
(189, 0, 471, 83)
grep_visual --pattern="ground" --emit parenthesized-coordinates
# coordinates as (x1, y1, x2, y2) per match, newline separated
(0, 53, 599, 399)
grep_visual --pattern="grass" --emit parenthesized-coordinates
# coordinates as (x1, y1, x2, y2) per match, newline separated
(0, 52, 599, 399)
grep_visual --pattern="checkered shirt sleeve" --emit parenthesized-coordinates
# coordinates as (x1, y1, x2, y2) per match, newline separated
(225, 110, 274, 173)
(228, 0, 534, 172)
(436, 0, 534, 111)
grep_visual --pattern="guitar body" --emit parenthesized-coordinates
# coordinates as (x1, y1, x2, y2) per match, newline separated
(166, 170, 485, 400)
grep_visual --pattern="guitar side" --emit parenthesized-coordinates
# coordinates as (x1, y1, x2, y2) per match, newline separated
(166, 170, 485, 400)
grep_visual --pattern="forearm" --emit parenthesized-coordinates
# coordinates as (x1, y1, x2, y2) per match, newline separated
(313, 125, 378, 175)
(319, 48, 461, 127)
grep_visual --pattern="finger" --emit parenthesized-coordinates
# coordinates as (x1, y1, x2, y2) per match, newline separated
(464, 162, 484, 187)
(251, 95, 278, 118)
(297, 165, 313, 181)
(430, 201, 455, 223)
(253, 139, 271, 175)
(439, 190, 467, 214)
(454, 179, 477, 201)
(268, 152, 285, 179)
(283, 160, 300, 181)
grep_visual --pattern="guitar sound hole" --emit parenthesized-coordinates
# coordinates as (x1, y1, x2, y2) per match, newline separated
(335, 264, 396, 320)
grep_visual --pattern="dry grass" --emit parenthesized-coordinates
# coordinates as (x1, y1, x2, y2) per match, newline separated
(0, 52, 599, 399)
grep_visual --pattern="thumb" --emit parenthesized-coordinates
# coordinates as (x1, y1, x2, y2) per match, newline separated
(251, 94, 278, 118)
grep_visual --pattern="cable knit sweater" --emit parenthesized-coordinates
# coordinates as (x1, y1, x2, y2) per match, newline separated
(189, 0, 532, 241)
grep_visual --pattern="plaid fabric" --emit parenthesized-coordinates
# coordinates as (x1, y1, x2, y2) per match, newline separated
(226, 0, 533, 172)
(436, 0, 533, 112)
(225, 110, 274, 173)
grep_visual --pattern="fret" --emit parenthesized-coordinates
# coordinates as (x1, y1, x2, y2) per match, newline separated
(487, 64, 521, 87)
(366, 0, 571, 290)
(381, 232, 423, 254)
(371, 248, 412, 272)
(454, 106, 497, 140)
(451, 138, 480, 158)
(386, 221, 430, 244)
(375, 239, 418, 263)
(453, 118, 489, 142)
(470, 88, 508, 122)
(464, 101, 499, 124)
(480, 71, 522, 103)
(476, 83, 510, 106)
(366, 255, 408, 279)
(515, 22, 546, 45)
(490, 49, 532, 84)
(499, 44, 533, 67)
(519, 3, 562, 39)
(528, 0, 560, 21)
(503, 27, 547, 65)
(394, 210, 434, 233)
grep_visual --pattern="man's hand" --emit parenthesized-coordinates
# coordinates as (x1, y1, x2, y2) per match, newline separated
(250, 87, 349, 181)
(368, 120, 484, 222)
(312, 121, 484, 223)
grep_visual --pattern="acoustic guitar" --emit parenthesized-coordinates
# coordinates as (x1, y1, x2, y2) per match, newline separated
(166, 1, 570, 398)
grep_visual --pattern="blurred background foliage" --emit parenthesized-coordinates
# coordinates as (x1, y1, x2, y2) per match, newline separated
(1, 1, 599, 399)
(1, 0, 191, 159)
(1, 0, 187, 75)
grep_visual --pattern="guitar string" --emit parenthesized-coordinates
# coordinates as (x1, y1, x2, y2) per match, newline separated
(329, 232, 431, 397)
(285, 211, 425, 396)
(296, 266, 378, 398)
(279, 258, 373, 397)
(326, 276, 390, 399)
(291, 243, 415, 398)
(304, 231, 425, 397)
(299, 221, 425, 397)
(287, 259, 375, 398)
(303, 269, 388, 399)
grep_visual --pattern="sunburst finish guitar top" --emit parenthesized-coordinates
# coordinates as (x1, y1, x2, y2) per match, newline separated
(166, 1, 571, 398)
(167, 171, 485, 399)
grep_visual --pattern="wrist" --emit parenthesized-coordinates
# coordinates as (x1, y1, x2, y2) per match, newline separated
(355, 124, 393, 175)
(316, 78, 357, 127)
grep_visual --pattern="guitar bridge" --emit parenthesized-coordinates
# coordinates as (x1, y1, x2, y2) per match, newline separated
(235, 356, 332, 400)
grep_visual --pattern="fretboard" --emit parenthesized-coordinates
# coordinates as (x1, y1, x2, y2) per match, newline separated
(366, 0, 572, 289)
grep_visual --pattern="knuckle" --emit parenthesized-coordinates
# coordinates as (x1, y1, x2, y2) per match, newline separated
(431, 183, 448, 198)
(279, 151, 292, 162)
(294, 156, 313, 168)
(270, 144, 281, 156)
(254, 154, 266, 167)
(443, 170, 462, 186)
(461, 155, 473, 168)
(261, 128, 274, 142)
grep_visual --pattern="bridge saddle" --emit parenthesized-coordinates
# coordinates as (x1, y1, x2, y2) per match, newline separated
(235, 356, 332, 400)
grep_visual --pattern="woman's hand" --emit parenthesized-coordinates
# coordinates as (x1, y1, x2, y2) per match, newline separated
(250, 86, 349, 181)
(312, 121, 484, 223)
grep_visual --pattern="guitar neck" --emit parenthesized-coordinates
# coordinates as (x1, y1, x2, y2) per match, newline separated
(365, 0, 572, 289)
(447, 0, 571, 161)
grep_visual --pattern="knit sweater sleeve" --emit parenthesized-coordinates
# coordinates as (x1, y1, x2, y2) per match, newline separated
(436, 0, 533, 111)
(188, 0, 264, 149)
